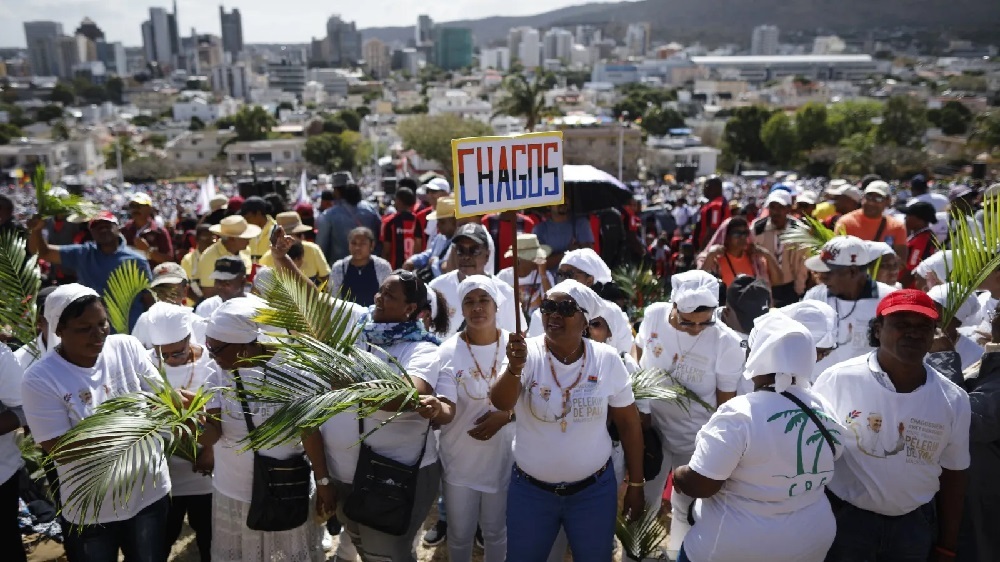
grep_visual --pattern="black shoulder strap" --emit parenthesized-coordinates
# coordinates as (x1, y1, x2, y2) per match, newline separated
(753, 217, 768, 236)
(232, 371, 256, 433)
(357, 410, 432, 465)
(780, 390, 836, 457)
(874, 217, 887, 242)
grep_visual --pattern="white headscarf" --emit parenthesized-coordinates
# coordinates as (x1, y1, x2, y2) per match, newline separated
(457, 274, 505, 308)
(598, 300, 633, 355)
(913, 250, 951, 288)
(927, 283, 981, 325)
(548, 279, 602, 321)
(776, 300, 837, 349)
(560, 248, 613, 284)
(206, 297, 263, 344)
(44, 284, 100, 351)
(745, 312, 816, 392)
(143, 302, 194, 346)
(671, 270, 720, 313)
(252, 266, 276, 296)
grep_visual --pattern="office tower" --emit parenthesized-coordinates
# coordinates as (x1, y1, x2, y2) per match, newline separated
(220, 5, 244, 60)
(24, 21, 64, 76)
(751, 25, 779, 56)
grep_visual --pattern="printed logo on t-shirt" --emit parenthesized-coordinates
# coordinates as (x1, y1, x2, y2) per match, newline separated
(768, 405, 842, 497)
(845, 410, 905, 459)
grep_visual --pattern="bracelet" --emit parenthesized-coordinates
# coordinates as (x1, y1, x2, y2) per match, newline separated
(934, 546, 956, 558)
(626, 480, 645, 488)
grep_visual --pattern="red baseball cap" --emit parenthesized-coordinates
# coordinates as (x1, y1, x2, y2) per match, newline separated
(876, 289, 939, 321)
(89, 211, 119, 226)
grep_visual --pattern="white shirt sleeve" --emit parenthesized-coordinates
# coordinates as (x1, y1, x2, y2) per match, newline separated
(940, 389, 972, 471)
(405, 342, 442, 390)
(635, 303, 668, 349)
(206, 365, 225, 410)
(687, 403, 750, 481)
(606, 349, 635, 408)
(21, 371, 71, 444)
(436, 351, 458, 404)
(714, 330, 746, 394)
(527, 309, 544, 338)
(0, 344, 24, 408)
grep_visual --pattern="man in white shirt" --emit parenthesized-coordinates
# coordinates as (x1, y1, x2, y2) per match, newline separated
(813, 289, 971, 562)
(908, 174, 948, 211)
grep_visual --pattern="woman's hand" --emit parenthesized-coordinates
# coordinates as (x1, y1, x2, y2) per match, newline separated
(622, 485, 645, 521)
(193, 445, 214, 475)
(417, 395, 443, 420)
(506, 333, 528, 374)
(467, 411, 510, 441)
(315, 482, 337, 521)
(270, 225, 293, 258)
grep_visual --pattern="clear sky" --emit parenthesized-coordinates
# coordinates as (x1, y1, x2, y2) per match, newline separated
(2, 0, 608, 47)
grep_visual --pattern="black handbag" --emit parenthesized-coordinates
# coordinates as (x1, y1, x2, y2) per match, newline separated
(343, 417, 431, 536)
(234, 374, 312, 532)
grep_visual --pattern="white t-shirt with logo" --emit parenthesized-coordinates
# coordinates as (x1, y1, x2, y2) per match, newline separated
(207, 358, 310, 503)
(0, 343, 24, 485)
(151, 345, 216, 497)
(21, 335, 171, 524)
(812, 352, 971, 516)
(635, 302, 745, 454)
(513, 337, 633, 483)
(804, 281, 897, 381)
(436, 331, 514, 494)
(430, 271, 525, 337)
(684, 387, 843, 562)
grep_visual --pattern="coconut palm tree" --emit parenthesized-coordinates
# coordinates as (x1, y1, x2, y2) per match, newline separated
(768, 408, 812, 476)
(806, 419, 842, 474)
(492, 72, 548, 132)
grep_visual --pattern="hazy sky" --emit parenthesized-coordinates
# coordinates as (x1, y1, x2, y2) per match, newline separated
(2, 0, 608, 47)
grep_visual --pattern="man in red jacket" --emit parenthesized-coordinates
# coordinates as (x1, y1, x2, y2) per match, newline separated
(691, 177, 730, 251)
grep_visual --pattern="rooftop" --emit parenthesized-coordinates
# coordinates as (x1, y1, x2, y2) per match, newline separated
(691, 55, 875, 65)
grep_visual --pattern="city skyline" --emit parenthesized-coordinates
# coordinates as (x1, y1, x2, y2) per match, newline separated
(0, 0, 626, 48)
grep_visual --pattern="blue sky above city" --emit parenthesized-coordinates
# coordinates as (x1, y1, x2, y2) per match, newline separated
(1, 0, 606, 47)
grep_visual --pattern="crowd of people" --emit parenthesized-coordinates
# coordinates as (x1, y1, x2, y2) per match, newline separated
(0, 168, 997, 562)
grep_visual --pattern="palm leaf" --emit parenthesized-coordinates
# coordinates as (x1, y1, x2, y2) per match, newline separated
(32, 165, 100, 220)
(941, 196, 1000, 327)
(0, 230, 41, 354)
(252, 266, 343, 344)
(103, 260, 151, 334)
(616, 505, 668, 560)
(613, 264, 666, 320)
(630, 368, 715, 414)
(780, 215, 835, 256)
(47, 375, 214, 525)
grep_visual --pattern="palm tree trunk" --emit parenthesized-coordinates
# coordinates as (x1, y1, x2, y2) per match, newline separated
(795, 418, 807, 475)
(811, 434, 825, 474)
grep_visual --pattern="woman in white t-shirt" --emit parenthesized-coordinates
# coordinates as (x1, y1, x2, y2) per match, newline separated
(674, 313, 844, 562)
(320, 270, 450, 562)
(434, 275, 514, 562)
(146, 303, 216, 562)
(492, 280, 645, 562)
(198, 297, 330, 562)
(634, 270, 745, 558)
(21, 284, 172, 561)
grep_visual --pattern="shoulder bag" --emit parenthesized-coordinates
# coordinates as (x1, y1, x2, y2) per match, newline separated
(343, 417, 431, 536)
(234, 373, 312, 532)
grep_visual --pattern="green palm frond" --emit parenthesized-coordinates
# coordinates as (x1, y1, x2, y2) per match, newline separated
(47, 375, 214, 525)
(941, 196, 1000, 327)
(32, 166, 100, 220)
(0, 231, 41, 353)
(631, 368, 715, 414)
(616, 505, 668, 560)
(103, 260, 151, 334)
(780, 215, 835, 256)
(253, 266, 348, 344)
(613, 264, 667, 319)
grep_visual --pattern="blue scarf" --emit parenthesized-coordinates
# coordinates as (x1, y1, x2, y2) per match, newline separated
(359, 307, 441, 348)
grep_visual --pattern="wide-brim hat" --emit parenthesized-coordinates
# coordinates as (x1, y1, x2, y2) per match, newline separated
(504, 233, 551, 262)
(275, 211, 312, 234)
(209, 215, 262, 239)
(426, 197, 456, 221)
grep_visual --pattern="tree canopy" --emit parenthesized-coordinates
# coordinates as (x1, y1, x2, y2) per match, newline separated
(397, 114, 494, 179)
(304, 132, 358, 172)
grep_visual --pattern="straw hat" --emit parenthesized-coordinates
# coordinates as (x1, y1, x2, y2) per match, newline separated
(426, 197, 456, 221)
(275, 211, 312, 234)
(504, 233, 551, 263)
(209, 194, 229, 212)
(209, 215, 262, 239)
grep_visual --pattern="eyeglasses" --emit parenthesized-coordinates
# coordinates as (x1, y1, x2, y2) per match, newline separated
(159, 338, 192, 360)
(455, 245, 487, 258)
(540, 299, 587, 318)
(729, 230, 750, 238)
(677, 316, 716, 327)
(864, 194, 886, 203)
(205, 341, 233, 357)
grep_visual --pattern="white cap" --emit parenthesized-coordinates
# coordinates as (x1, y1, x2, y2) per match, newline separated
(827, 184, 863, 202)
(764, 190, 793, 207)
(805, 235, 871, 272)
(426, 177, 452, 194)
(864, 180, 890, 198)
(796, 191, 818, 205)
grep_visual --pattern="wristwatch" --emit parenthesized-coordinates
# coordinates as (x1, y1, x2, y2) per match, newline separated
(316, 476, 332, 486)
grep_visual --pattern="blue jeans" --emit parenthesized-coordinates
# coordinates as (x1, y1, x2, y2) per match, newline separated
(824, 499, 936, 562)
(505, 461, 617, 562)
(64, 495, 169, 562)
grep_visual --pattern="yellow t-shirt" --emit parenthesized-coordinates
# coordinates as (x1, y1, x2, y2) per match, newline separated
(180, 249, 200, 279)
(247, 217, 276, 262)
(259, 241, 331, 280)
(197, 241, 252, 288)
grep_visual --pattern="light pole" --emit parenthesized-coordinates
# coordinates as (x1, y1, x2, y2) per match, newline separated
(618, 110, 628, 182)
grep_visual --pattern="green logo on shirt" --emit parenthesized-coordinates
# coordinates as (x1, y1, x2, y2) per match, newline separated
(768, 407, 842, 476)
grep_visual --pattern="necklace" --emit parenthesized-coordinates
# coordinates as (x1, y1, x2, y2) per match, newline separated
(831, 297, 860, 348)
(162, 347, 197, 389)
(671, 326, 707, 369)
(545, 341, 587, 433)
(547, 340, 584, 364)
(461, 330, 501, 401)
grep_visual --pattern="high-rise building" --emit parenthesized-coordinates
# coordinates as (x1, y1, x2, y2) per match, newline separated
(363, 38, 390, 78)
(212, 62, 251, 99)
(544, 27, 574, 61)
(575, 25, 601, 47)
(480, 47, 510, 71)
(24, 21, 64, 76)
(416, 15, 434, 45)
(432, 27, 472, 71)
(96, 41, 127, 75)
(141, 5, 182, 68)
(220, 5, 244, 60)
(75, 18, 105, 43)
(325, 15, 362, 67)
(518, 28, 541, 68)
(751, 25, 779, 56)
(267, 60, 308, 94)
(625, 23, 650, 57)
(75, 34, 97, 63)
(508, 28, 524, 63)
(188, 34, 225, 75)
(56, 36, 81, 78)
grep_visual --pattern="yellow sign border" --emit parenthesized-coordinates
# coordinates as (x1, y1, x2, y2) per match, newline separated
(450, 131, 565, 219)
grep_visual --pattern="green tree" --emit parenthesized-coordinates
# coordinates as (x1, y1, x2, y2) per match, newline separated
(36, 104, 64, 123)
(722, 105, 774, 163)
(761, 112, 800, 166)
(105, 76, 124, 104)
(322, 114, 347, 134)
(937, 101, 973, 136)
(0, 123, 24, 145)
(834, 131, 877, 176)
(970, 111, 1000, 151)
(189, 116, 206, 131)
(795, 102, 832, 150)
(397, 114, 494, 179)
(492, 73, 548, 131)
(51, 120, 71, 141)
(337, 109, 361, 132)
(304, 132, 357, 172)
(131, 114, 157, 128)
(104, 136, 139, 169)
(827, 100, 883, 141)
(232, 106, 276, 141)
(147, 133, 167, 149)
(49, 83, 75, 105)
(640, 107, 685, 137)
(877, 96, 928, 147)
(355, 106, 371, 119)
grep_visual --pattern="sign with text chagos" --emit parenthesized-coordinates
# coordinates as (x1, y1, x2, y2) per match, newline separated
(451, 131, 564, 218)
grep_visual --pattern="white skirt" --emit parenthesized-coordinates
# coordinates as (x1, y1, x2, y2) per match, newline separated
(211, 492, 325, 562)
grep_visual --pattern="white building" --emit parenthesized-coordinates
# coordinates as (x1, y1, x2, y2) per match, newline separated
(480, 47, 511, 71)
(309, 68, 350, 98)
(0, 138, 74, 181)
(646, 134, 720, 177)
(544, 28, 574, 61)
(172, 92, 241, 122)
(267, 62, 307, 95)
(211, 62, 252, 100)
(490, 115, 526, 136)
(690, 55, 878, 83)
(427, 89, 492, 122)
(813, 36, 846, 55)
(225, 138, 305, 170)
(625, 23, 650, 57)
(518, 28, 541, 69)
(302, 81, 327, 105)
(570, 45, 595, 68)
(751, 25, 779, 56)
(166, 129, 237, 166)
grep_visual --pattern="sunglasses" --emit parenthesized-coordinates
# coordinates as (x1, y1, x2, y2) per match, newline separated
(555, 269, 583, 281)
(540, 299, 587, 318)
(455, 245, 487, 258)
(864, 194, 886, 203)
